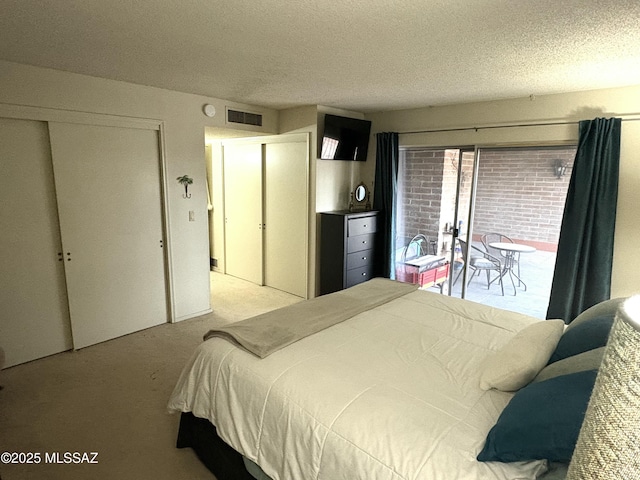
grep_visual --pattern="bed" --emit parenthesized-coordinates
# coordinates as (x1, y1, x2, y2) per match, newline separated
(168, 278, 618, 480)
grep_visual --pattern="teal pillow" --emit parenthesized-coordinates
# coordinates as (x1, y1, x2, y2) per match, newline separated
(548, 315, 614, 364)
(477, 370, 597, 463)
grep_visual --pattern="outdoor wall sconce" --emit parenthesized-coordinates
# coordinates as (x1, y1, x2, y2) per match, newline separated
(177, 175, 193, 198)
(553, 159, 567, 179)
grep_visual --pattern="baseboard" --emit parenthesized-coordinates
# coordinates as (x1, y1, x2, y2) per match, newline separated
(173, 308, 213, 323)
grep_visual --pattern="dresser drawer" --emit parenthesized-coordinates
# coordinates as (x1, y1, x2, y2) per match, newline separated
(346, 264, 373, 288)
(347, 216, 377, 237)
(347, 233, 375, 253)
(346, 249, 374, 270)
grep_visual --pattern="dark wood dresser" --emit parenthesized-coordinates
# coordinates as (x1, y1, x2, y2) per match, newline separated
(319, 210, 379, 295)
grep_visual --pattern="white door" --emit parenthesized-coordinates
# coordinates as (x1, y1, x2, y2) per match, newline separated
(223, 142, 263, 285)
(264, 138, 308, 298)
(48, 122, 167, 349)
(0, 118, 73, 367)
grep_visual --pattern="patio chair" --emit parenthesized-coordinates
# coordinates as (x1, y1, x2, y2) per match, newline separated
(396, 234, 449, 292)
(481, 232, 521, 281)
(455, 239, 504, 295)
(397, 233, 436, 261)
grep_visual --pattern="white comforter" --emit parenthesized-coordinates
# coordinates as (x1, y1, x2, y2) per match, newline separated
(168, 287, 548, 480)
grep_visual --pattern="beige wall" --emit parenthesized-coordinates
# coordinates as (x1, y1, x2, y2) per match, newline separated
(279, 105, 374, 296)
(205, 143, 226, 274)
(366, 85, 640, 299)
(0, 60, 277, 321)
(12, 57, 634, 305)
(315, 106, 371, 213)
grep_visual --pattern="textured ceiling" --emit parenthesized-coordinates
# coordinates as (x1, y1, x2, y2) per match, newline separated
(2, 0, 640, 113)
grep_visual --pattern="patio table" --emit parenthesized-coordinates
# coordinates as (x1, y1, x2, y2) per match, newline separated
(489, 242, 536, 295)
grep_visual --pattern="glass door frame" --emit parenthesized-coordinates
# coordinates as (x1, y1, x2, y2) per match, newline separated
(446, 147, 479, 299)
(396, 141, 576, 317)
(395, 145, 476, 298)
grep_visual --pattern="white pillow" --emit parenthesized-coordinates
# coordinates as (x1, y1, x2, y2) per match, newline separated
(479, 320, 565, 392)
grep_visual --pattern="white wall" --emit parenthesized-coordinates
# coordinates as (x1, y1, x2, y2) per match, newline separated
(315, 106, 372, 212)
(366, 85, 640, 299)
(279, 105, 374, 296)
(0, 60, 278, 321)
(206, 143, 226, 273)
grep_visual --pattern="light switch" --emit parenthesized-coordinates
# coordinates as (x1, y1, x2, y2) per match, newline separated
(189, 210, 195, 222)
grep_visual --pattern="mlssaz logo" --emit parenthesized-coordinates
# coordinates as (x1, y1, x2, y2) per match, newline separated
(45, 452, 99, 464)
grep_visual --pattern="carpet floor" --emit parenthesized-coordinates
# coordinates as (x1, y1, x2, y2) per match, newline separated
(0, 272, 301, 480)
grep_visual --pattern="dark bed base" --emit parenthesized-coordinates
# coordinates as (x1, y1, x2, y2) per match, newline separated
(177, 412, 255, 480)
(178, 412, 568, 480)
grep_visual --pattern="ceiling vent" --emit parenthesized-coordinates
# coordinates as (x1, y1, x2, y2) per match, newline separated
(226, 109, 263, 127)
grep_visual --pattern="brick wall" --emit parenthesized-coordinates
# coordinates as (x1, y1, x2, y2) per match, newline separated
(397, 149, 444, 255)
(397, 146, 575, 255)
(473, 147, 575, 250)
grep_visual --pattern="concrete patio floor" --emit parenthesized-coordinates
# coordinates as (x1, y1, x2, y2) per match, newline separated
(426, 246, 557, 319)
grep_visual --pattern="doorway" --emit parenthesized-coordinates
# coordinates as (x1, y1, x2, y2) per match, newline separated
(205, 133, 310, 299)
(395, 145, 575, 318)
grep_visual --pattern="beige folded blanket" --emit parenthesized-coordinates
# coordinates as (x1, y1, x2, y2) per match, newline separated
(203, 278, 418, 358)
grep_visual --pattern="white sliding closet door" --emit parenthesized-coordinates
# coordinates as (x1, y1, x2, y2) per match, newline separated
(48, 123, 167, 349)
(223, 142, 263, 285)
(0, 118, 73, 367)
(220, 134, 309, 297)
(264, 138, 308, 298)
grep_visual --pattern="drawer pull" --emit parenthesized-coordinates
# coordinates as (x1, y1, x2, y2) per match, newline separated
(362, 240, 367, 244)
(362, 256, 367, 260)
(361, 272, 367, 277)
(363, 224, 367, 228)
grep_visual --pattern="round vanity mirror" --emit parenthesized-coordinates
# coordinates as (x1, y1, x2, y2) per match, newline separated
(349, 182, 370, 212)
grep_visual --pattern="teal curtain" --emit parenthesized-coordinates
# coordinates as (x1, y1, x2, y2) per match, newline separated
(373, 132, 399, 279)
(547, 118, 621, 323)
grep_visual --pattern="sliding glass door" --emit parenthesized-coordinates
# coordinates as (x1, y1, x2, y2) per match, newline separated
(395, 145, 575, 318)
(395, 147, 474, 295)
(464, 146, 575, 317)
